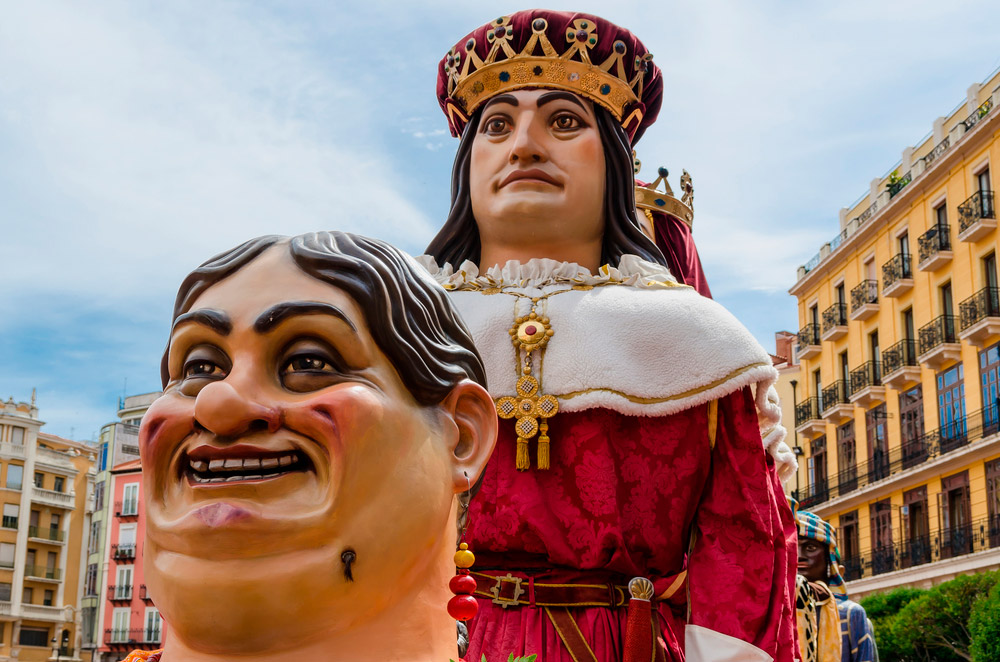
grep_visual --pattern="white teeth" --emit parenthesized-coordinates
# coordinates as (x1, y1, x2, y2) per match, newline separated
(278, 455, 294, 467)
(208, 477, 225, 483)
(224, 459, 242, 469)
(245, 475, 262, 481)
(225, 475, 242, 482)
(242, 457, 261, 470)
(208, 459, 225, 471)
(261, 458, 279, 469)
(190, 460, 208, 472)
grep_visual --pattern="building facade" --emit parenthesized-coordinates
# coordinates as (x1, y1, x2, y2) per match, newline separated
(80, 393, 158, 660)
(789, 68, 1000, 598)
(95, 461, 161, 662)
(0, 395, 97, 661)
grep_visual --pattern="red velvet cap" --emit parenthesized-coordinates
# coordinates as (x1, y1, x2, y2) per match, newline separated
(437, 10, 663, 144)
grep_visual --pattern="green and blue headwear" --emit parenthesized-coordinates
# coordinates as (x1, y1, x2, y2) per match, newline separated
(795, 505, 848, 600)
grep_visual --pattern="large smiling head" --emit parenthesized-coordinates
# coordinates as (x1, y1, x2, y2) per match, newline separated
(141, 231, 497, 655)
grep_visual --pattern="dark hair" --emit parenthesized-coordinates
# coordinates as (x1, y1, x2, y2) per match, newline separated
(161, 231, 487, 406)
(425, 104, 667, 268)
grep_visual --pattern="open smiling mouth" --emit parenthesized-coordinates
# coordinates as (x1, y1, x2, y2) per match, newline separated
(182, 448, 313, 485)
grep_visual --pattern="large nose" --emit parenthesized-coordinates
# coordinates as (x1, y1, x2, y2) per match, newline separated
(193, 376, 280, 439)
(508, 112, 547, 164)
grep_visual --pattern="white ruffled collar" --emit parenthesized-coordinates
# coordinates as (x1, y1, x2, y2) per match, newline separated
(415, 254, 680, 291)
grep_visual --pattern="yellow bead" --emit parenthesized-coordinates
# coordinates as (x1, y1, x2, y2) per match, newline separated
(454, 542, 475, 568)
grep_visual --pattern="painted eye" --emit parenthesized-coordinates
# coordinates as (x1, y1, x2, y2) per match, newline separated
(184, 360, 224, 379)
(484, 117, 509, 134)
(552, 114, 581, 130)
(283, 355, 333, 373)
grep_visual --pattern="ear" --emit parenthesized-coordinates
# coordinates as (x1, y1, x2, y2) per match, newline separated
(436, 380, 498, 493)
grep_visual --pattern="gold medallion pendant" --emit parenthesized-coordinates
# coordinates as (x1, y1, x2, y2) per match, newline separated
(496, 304, 558, 470)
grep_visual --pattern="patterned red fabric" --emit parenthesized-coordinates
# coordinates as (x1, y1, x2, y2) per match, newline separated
(123, 651, 162, 662)
(650, 211, 712, 299)
(466, 387, 796, 661)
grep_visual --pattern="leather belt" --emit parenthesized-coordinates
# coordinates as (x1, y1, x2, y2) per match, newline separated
(472, 571, 629, 609)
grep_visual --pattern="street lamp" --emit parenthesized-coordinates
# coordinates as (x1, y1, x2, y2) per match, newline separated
(790, 379, 801, 495)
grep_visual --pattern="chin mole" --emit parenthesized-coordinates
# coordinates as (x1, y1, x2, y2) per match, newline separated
(341, 548, 357, 582)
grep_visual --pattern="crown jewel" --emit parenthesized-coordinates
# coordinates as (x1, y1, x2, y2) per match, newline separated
(635, 159, 695, 228)
(441, 13, 655, 139)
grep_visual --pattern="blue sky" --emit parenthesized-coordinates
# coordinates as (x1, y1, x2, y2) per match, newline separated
(2, 0, 1000, 440)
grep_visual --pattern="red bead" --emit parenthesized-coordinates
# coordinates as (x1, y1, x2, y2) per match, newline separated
(524, 325, 537, 335)
(447, 594, 479, 621)
(449, 573, 477, 595)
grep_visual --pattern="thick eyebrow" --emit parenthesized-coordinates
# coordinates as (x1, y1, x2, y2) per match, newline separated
(482, 93, 519, 111)
(253, 301, 358, 334)
(171, 309, 232, 336)
(537, 90, 587, 111)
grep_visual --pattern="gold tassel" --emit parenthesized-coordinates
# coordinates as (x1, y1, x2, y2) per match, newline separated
(537, 435, 550, 470)
(516, 437, 530, 471)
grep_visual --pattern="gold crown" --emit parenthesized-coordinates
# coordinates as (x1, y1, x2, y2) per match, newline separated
(443, 16, 653, 131)
(634, 160, 694, 229)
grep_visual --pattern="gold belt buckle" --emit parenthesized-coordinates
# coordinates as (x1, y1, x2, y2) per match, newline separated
(489, 573, 526, 608)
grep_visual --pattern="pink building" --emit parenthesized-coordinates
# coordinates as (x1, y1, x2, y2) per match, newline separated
(97, 460, 164, 661)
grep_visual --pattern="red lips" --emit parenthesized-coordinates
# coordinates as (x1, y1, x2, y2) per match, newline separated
(499, 168, 561, 188)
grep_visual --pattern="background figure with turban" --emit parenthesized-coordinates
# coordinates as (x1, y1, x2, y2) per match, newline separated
(424, 9, 798, 662)
(796, 508, 879, 662)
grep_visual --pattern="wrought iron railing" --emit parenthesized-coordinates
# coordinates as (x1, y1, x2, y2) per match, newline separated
(108, 584, 132, 601)
(888, 170, 912, 198)
(798, 323, 820, 348)
(924, 136, 951, 167)
(795, 397, 822, 427)
(796, 404, 1000, 509)
(840, 515, 1000, 582)
(115, 499, 139, 517)
(849, 361, 882, 394)
(858, 201, 878, 224)
(112, 543, 136, 559)
(958, 190, 995, 233)
(883, 339, 918, 376)
(882, 253, 912, 289)
(821, 380, 850, 414)
(918, 315, 958, 355)
(850, 280, 878, 313)
(918, 223, 951, 264)
(963, 97, 994, 131)
(24, 565, 60, 580)
(959, 286, 1000, 331)
(821, 303, 848, 335)
(27, 526, 64, 542)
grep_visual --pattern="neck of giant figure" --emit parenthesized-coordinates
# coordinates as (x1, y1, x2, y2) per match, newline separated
(153, 526, 459, 662)
(479, 238, 602, 274)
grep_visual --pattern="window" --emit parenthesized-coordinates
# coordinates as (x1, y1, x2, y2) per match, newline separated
(82, 606, 96, 645)
(116, 565, 133, 599)
(985, 253, 998, 291)
(900, 385, 925, 466)
(18, 627, 48, 647)
(99, 443, 108, 472)
(144, 608, 162, 643)
(837, 421, 857, 491)
(941, 282, 954, 318)
(0, 543, 15, 569)
(33, 473, 43, 489)
(869, 331, 880, 364)
(29, 510, 38, 529)
(43, 589, 53, 606)
(836, 283, 846, 306)
(85, 563, 98, 597)
(94, 481, 105, 511)
(939, 471, 972, 558)
(5, 465, 22, 491)
(978, 167, 991, 194)
(88, 521, 101, 555)
(119, 523, 137, 548)
(838, 511, 860, 579)
(46, 551, 56, 575)
(987, 459, 1000, 548)
(111, 608, 130, 643)
(10, 427, 24, 445)
(937, 363, 967, 448)
(22, 586, 32, 604)
(809, 436, 827, 499)
(866, 404, 889, 482)
(870, 499, 893, 571)
(0, 582, 10, 601)
(122, 483, 139, 516)
(981, 341, 1000, 432)
(903, 308, 915, 341)
(935, 201, 948, 226)
(813, 369, 822, 409)
(53, 476, 64, 493)
(2, 504, 17, 529)
(898, 232, 910, 256)
(49, 513, 60, 535)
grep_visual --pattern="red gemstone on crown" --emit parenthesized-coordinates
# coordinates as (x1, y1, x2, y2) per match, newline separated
(576, 29, 588, 42)
(524, 325, 537, 336)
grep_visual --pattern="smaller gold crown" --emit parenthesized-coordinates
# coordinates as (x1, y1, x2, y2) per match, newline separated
(443, 15, 652, 132)
(635, 162, 694, 229)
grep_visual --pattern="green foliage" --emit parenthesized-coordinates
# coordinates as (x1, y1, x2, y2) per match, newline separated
(860, 586, 925, 660)
(970, 579, 1000, 662)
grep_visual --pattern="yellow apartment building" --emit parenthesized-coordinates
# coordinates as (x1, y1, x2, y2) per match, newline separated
(789, 67, 1000, 598)
(0, 394, 97, 661)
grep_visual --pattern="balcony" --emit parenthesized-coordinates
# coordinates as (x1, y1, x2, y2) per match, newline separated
(27, 526, 65, 544)
(882, 253, 913, 298)
(820, 380, 853, 423)
(115, 499, 139, 518)
(797, 323, 822, 360)
(106, 627, 162, 648)
(112, 543, 137, 560)
(794, 397, 826, 437)
(109, 584, 133, 601)
(821, 303, 848, 341)
(917, 223, 952, 271)
(958, 190, 996, 242)
(0, 442, 26, 461)
(31, 486, 75, 510)
(849, 280, 879, 321)
(917, 315, 961, 370)
(849, 361, 885, 407)
(20, 603, 67, 621)
(139, 584, 154, 601)
(24, 565, 61, 582)
(881, 339, 921, 390)
(959, 286, 1000, 348)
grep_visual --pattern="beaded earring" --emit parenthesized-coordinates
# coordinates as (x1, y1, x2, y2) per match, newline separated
(448, 473, 478, 623)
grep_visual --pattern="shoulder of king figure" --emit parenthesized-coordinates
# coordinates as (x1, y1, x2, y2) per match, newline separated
(447, 285, 778, 418)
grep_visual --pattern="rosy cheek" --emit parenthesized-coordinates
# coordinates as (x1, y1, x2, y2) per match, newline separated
(140, 395, 196, 467)
(281, 384, 387, 458)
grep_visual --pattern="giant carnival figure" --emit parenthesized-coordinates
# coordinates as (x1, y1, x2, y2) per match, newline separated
(128, 232, 498, 662)
(420, 9, 799, 662)
(796, 509, 879, 662)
